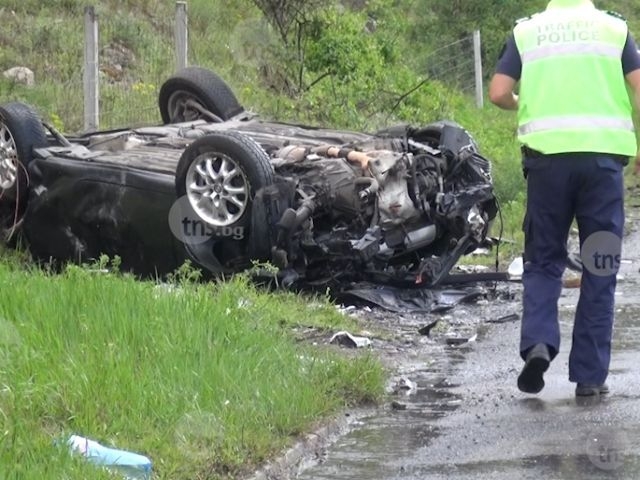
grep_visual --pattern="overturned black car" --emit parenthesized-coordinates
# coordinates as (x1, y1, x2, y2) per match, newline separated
(0, 67, 497, 290)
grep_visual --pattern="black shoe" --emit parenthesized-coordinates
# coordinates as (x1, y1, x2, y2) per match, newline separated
(575, 383, 609, 397)
(518, 344, 551, 394)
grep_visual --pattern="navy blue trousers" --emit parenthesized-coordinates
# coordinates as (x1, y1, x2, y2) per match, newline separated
(521, 152, 624, 385)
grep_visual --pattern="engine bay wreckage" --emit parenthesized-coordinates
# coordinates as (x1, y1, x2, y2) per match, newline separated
(0, 67, 498, 309)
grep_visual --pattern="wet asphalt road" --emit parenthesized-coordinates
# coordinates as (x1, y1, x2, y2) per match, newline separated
(297, 216, 640, 479)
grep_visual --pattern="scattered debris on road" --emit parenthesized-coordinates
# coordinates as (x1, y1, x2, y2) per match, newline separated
(329, 331, 372, 348)
(391, 376, 418, 395)
(418, 319, 439, 336)
(507, 256, 523, 280)
(445, 333, 478, 346)
(486, 313, 519, 324)
(390, 400, 408, 410)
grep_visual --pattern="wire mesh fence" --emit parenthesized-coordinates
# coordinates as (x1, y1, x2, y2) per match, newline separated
(1, 3, 181, 133)
(1, 3, 483, 133)
(421, 33, 482, 102)
(97, 14, 176, 131)
(0, 7, 87, 132)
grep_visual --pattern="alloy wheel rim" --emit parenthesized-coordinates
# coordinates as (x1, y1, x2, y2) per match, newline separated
(186, 152, 249, 227)
(0, 122, 18, 190)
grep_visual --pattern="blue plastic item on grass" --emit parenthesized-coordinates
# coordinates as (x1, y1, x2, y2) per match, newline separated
(68, 434, 152, 479)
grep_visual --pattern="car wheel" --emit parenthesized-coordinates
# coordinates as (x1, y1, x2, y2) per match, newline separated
(0, 102, 47, 210)
(175, 131, 274, 231)
(159, 67, 244, 124)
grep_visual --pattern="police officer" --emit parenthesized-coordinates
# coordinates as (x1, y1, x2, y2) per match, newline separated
(489, 0, 640, 397)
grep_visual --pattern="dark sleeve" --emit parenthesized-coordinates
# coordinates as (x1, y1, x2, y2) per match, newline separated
(621, 32, 640, 74)
(495, 34, 522, 81)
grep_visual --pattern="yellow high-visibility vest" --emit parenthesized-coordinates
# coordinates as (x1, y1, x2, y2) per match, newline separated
(514, 0, 636, 156)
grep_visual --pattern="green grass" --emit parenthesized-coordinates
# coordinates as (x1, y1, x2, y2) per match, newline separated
(0, 259, 384, 479)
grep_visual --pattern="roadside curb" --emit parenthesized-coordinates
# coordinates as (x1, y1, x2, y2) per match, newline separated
(247, 407, 376, 480)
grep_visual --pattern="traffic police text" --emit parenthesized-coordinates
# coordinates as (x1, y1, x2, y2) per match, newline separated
(537, 21, 599, 45)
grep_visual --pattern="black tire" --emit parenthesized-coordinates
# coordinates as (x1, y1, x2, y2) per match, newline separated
(0, 102, 47, 208)
(159, 67, 244, 124)
(175, 131, 274, 231)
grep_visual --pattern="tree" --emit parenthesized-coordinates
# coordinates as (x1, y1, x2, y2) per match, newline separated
(251, 0, 329, 46)
(407, 0, 546, 77)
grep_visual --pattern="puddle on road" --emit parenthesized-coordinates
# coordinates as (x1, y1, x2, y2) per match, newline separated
(297, 344, 471, 480)
(612, 309, 640, 351)
(409, 452, 640, 480)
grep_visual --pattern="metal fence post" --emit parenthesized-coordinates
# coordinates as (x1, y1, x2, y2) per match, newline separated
(83, 6, 99, 132)
(473, 30, 484, 108)
(175, 2, 188, 71)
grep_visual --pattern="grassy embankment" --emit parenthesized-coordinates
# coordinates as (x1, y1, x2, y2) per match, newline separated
(0, 256, 384, 479)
